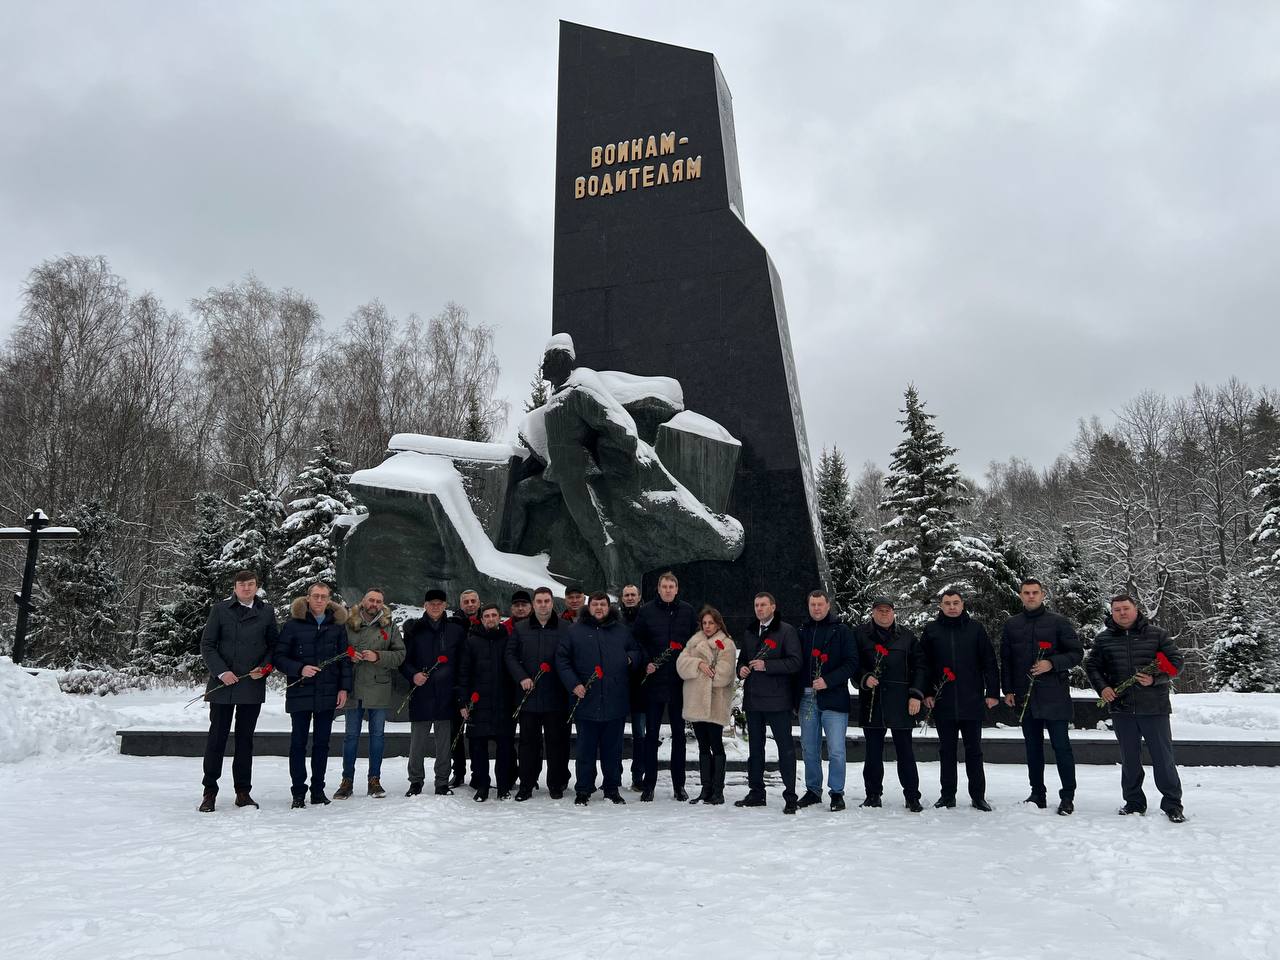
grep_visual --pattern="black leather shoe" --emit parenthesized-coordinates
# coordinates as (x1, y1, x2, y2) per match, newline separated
(971, 798, 993, 812)
(830, 793, 846, 812)
(433, 784, 453, 796)
(797, 790, 822, 808)
(309, 791, 331, 806)
(1024, 793, 1047, 809)
(673, 787, 688, 801)
(734, 793, 766, 808)
(640, 790, 654, 802)
(1057, 799, 1074, 816)
(574, 793, 590, 806)
(783, 797, 798, 815)
(497, 791, 511, 801)
(603, 791, 626, 805)
(1118, 802, 1146, 816)
(473, 788, 489, 803)
(1165, 806, 1186, 823)
(515, 789, 533, 802)
(290, 796, 305, 809)
(934, 797, 955, 809)
(549, 789, 564, 800)
(860, 795, 882, 808)
(905, 798, 923, 813)
(450, 772, 465, 788)
(405, 782, 423, 797)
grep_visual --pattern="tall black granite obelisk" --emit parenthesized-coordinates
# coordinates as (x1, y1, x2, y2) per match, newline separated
(552, 21, 829, 630)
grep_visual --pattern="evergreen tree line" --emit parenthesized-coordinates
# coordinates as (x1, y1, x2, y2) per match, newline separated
(0, 254, 507, 672)
(817, 382, 1280, 694)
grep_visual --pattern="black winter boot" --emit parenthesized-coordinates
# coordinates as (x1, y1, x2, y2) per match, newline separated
(708, 756, 726, 805)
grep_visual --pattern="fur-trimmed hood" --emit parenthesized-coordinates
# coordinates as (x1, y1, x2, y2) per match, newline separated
(289, 596, 349, 625)
(347, 603, 392, 632)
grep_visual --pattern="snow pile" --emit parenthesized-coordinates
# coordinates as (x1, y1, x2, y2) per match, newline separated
(350, 452, 564, 594)
(389, 433, 527, 463)
(664, 409, 741, 446)
(0, 658, 119, 763)
(596, 369, 684, 409)
(1170, 691, 1280, 733)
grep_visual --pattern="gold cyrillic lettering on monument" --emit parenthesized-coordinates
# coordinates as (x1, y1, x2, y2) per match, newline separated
(573, 131, 704, 200)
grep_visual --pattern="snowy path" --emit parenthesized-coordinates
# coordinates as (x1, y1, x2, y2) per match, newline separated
(3, 755, 1278, 960)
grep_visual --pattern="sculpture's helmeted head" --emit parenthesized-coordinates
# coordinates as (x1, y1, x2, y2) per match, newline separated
(542, 333, 577, 389)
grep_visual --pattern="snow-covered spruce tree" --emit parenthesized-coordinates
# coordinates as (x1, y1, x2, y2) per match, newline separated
(138, 493, 226, 675)
(868, 385, 1004, 625)
(965, 518, 1028, 627)
(218, 483, 286, 597)
(817, 446, 875, 619)
(1208, 576, 1278, 692)
(274, 428, 364, 607)
(1049, 524, 1106, 686)
(1247, 451, 1280, 587)
(27, 499, 124, 668)
(524, 363, 549, 413)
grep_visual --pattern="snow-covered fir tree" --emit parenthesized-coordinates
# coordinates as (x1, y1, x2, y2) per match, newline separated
(462, 393, 489, 442)
(218, 484, 286, 597)
(138, 493, 226, 674)
(1049, 524, 1106, 686)
(868, 385, 1006, 624)
(1247, 451, 1280, 587)
(27, 499, 124, 667)
(1208, 576, 1278, 692)
(525, 363, 549, 412)
(965, 518, 1028, 627)
(274, 428, 364, 605)
(816, 446, 875, 619)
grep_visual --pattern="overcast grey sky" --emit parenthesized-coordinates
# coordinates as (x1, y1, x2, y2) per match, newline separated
(2, 1, 1277, 477)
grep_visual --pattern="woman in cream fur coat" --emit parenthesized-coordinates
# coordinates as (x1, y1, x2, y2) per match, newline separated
(676, 607, 738, 805)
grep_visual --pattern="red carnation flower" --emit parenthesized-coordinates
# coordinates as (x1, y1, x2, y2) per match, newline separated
(875, 643, 890, 657)
(470, 691, 481, 703)
(1156, 652, 1177, 677)
(1039, 641, 1053, 650)
(346, 645, 357, 659)
(715, 639, 725, 650)
(594, 665, 604, 679)
(260, 664, 274, 676)
(380, 629, 388, 641)
(811, 648, 820, 658)
(763, 638, 778, 650)
(943, 667, 956, 682)
(820, 653, 829, 664)
(436, 654, 448, 664)
(670, 641, 683, 651)
(539, 662, 551, 673)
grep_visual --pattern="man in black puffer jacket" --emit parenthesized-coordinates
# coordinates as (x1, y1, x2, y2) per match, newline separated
(632, 572, 698, 802)
(458, 603, 518, 802)
(795, 590, 858, 811)
(401, 588, 466, 796)
(274, 582, 353, 808)
(920, 590, 999, 812)
(734, 592, 802, 814)
(1001, 578, 1083, 815)
(1085, 594, 1186, 822)
(507, 587, 572, 800)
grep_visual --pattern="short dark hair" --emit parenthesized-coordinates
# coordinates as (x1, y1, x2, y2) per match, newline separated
(480, 602, 502, 616)
(1110, 593, 1137, 606)
(532, 586, 554, 599)
(940, 587, 964, 601)
(808, 589, 829, 601)
(364, 586, 385, 598)
(1020, 578, 1043, 589)
(754, 591, 776, 605)
(232, 569, 257, 585)
(588, 591, 610, 604)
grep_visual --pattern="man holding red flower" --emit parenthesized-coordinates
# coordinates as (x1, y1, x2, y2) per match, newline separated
(1085, 594, 1187, 822)
(734, 592, 802, 814)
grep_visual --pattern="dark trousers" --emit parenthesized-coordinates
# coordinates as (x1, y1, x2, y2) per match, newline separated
(692, 720, 726, 759)
(629, 709, 647, 784)
(518, 710, 571, 792)
(574, 716, 625, 796)
(1021, 717, 1077, 799)
(862, 726, 920, 802)
(642, 696, 686, 792)
(746, 709, 797, 799)
(1111, 713, 1183, 811)
(468, 734, 516, 792)
(450, 716, 466, 777)
(936, 717, 986, 801)
(202, 702, 261, 793)
(289, 709, 335, 798)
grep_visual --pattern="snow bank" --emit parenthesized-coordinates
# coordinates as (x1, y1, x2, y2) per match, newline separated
(388, 433, 526, 462)
(0, 658, 119, 763)
(664, 409, 741, 446)
(350, 452, 564, 594)
(596, 369, 685, 409)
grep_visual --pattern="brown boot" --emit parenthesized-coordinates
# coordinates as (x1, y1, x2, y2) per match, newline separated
(333, 777, 354, 800)
(199, 790, 216, 813)
(234, 790, 259, 809)
(367, 777, 386, 798)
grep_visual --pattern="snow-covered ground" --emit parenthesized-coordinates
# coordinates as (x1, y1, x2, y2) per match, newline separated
(3, 660, 1280, 959)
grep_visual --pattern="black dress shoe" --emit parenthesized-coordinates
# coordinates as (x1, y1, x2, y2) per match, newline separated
(515, 789, 533, 802)
(734, 793, 767, 808)
(497, 791, 511, 801)
(450, 772, 466, 788)
(1057, 799, 1074, 816)
(290, 796, 306, 809)
(309, 791, 331, 806)
(433, 784, 453, 796)
(905, 798, 923, 813)
(549, 788, 564, 800)
(630, 779, 644, 792)
(797, 790, 822, 809)
(1118, 802, 1146, 816)
(971, 798, 993, 812)
(830, 793, 846, 812)
(473, 788, 489, 803)
(673, 787, 688, 801)
(1024, 793, 1047, 809)
(1165, 806, 1186, 823)
(783, 797, 798, 815)
(406, 782, 423, 797)
(603, 791, 626, 805)
(640, 790, 654, 802)
(574, 793, 590, 806)
(860, 796, 882, 808)
(934, 797, 955, 809)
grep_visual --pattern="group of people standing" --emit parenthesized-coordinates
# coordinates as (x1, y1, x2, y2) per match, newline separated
(197, 570, 1188, 823)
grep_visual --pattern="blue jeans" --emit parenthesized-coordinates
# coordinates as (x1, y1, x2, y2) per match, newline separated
(799, 691, 847, 796)
(341, 705, 387, 780)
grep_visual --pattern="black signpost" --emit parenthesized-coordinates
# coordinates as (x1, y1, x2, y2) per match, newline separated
(0, 509, 81, 665)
